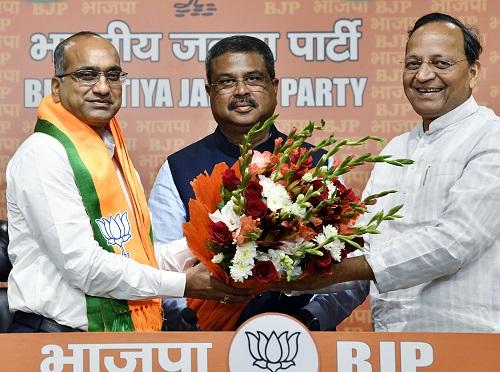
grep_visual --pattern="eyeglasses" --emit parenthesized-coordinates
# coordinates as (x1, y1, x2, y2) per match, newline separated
(56, 69, 128, 86)
(402, 58, 469, 73)
(210, 75, 272, 94)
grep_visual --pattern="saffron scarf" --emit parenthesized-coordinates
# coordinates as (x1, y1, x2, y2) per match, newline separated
(35, 95, 162, 331)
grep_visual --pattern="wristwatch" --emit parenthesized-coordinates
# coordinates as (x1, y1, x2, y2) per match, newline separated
(294, 309, 320, 331)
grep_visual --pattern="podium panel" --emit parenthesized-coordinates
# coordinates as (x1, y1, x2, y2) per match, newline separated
(1, 320, 499, 371)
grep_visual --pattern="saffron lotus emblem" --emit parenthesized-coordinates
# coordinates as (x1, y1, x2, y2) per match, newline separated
(246, 330, 300, 372)
(96, 212, 132, 257)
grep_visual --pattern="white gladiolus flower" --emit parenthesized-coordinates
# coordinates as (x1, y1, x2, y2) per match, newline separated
(267, 249, 284, 272)
(313, 224, 338, 245)
(255, 251, 269, 261)
(282, 239, 304, 254)
(211, 253, 224, 264)
(323, 224, 338, 239)
(313, 224, 345, 262)
(326, 180, 337, 198)
(209, 199, 241, 231)
(317, 165, 328, 176)
(288, 202, 307, 218)
(289, 263, 303, 280)
(301, 172, 314, 182)
(313, 232, 327, 246)
(325, 240, 345, 262)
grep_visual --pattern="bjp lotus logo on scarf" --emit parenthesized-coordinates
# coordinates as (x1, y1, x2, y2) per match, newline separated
(96, 212, 132, 258)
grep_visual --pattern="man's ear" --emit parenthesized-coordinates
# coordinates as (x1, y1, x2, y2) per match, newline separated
(205, 83, 211, 96)
(51, 76, 61, 102)
(272, 78, 279, 96)
(469, 60, 481, 91)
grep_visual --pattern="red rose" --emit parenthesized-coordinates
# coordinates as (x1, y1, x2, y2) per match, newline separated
(208, 221, 232, 245)
(221, 168, 241, 191)
(245, 197, 268, 218)
(244, 180, 263, 199)
(305, 248, 333, 274)
(252, 260, 280, 283)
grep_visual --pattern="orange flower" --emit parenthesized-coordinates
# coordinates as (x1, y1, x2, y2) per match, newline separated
(309, 216, 323, 226)
(339, 223, 356, 235)
(298, 222, 317, 241)
(248, 150, 272, 175)
(235, 215, 262, 245)
(279, 163, 290, 176)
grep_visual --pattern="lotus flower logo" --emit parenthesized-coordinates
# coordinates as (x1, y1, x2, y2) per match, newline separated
(246, 330, 300, 372)
(96, 212, 132, 258)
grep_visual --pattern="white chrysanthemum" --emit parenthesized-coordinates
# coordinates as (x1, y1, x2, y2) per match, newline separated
(259, 175, 292, 212)
(211, 253, 224, 264)
(209, 199, 241, 231)
(326, 180, 337, 198)
(233, 241, 257, 265)
(230, 261, 253, 282)
(325, 240, 345, 262)
(230, 241, 257, 282)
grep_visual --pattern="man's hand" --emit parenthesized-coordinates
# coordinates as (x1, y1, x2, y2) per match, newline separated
(271, 272, 338, 292)
(184, 263, 253, 303)
(272, 256, 375, 292)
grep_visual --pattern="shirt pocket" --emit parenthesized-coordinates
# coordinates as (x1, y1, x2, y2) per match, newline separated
(417, 161, 464, 220)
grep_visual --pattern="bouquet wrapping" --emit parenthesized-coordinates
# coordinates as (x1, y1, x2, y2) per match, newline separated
(184, 116, 411, 330)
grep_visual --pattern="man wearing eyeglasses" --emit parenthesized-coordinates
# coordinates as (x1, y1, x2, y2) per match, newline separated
(285, 13, 500, 332)
(149, 35, 367, 330)
(5, 32, 252, 332)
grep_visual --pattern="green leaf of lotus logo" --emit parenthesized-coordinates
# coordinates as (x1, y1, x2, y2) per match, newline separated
(246, 330, 300, 372)
(96, 212, 132, 258)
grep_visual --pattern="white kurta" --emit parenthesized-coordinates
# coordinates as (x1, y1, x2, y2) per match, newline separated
(363, 97, 500, 331)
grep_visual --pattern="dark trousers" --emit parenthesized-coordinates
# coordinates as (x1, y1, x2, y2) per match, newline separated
(237, 292, 312, 326)
(8, 311, 81, 333)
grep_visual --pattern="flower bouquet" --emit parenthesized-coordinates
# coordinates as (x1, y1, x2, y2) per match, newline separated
(183, 115, 412, 330)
